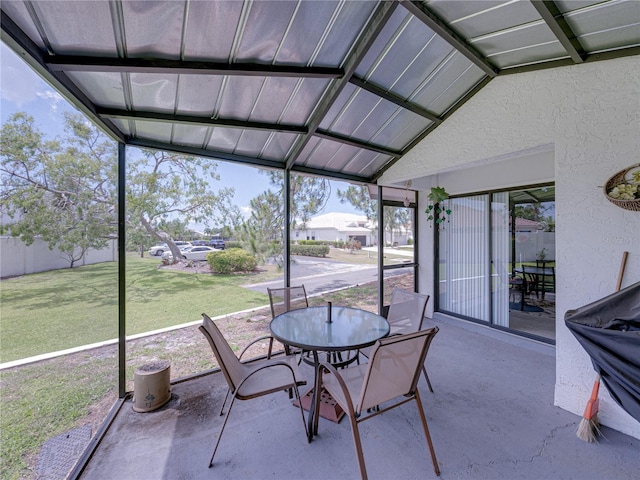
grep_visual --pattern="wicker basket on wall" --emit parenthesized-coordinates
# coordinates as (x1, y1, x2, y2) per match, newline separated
(603, 163, 640, 212)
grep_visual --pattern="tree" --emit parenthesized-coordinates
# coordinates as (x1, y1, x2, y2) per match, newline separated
(1, 112, 231, 266)
(237, 190, 284, 265)
(238, 171, 332, 264)
(125, 147, 230, 262)
(337, 185, 377, 220)
(1, 113, 117, 267)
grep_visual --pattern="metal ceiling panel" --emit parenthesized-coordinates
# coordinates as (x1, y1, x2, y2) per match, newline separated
(1, 1, 45, 50)
(206, 127, 243, 153)
(234, 1, 300, 63)
(130, 73, 179, 112)
(171, 124, 211, 149)
(217, 76, 272, 120)
(259, 132, 300, 161)
(356, 7, 457, 103)
(134, 119, 173, 142)
(29, 1, 117, 55)
(472, 22, 571, 67)
(310, 0, 379, 67)
(370, 110, 434, 152)
(66, 72, 128, 109)
(121, 1, 185, 59)
(563, 1, 640, 52)
(2, 0, 639, 185)
(234, 129, 274, 157)
(181, 0, 243, 61)
(301, 136, 387, 177)
(175, 75, 224, 115)
(410, 52, 486, 116)
(427, 0, 541, 39)
(244, 77, 325, 125)
(327, 88, 401, 141)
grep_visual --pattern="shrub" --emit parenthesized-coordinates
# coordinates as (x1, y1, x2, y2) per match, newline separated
(297, 240, 335, 247)
(224, 241, 243, 250)
(290, 244, 329, 257)
(207, 248, 257, 274)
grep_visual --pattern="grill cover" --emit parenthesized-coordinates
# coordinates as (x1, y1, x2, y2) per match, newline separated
(564, 281, 640, 423)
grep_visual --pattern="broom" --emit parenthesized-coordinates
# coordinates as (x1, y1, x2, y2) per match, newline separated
(576, 251, 628, 442)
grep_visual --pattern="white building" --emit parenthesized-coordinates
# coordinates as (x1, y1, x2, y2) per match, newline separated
(295, 212, 373, 246)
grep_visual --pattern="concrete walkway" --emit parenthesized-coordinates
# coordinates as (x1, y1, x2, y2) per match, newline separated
(79, 317, 639, 480)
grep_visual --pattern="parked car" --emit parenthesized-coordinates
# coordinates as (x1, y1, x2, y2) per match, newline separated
(163, 245, 220, 262)
(161, 245, 194, 261)
(184, 246, 221, 261)
(208, 237, 225, 250)
(151, 241, 191, 257)
(148, 243, 168, 256)
(191, 240, 207, 246)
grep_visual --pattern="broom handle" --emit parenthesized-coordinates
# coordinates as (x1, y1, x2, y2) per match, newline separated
(615, 251, 628, 292)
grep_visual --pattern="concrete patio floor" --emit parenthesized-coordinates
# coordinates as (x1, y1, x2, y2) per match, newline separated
(78, 317, 639, 480)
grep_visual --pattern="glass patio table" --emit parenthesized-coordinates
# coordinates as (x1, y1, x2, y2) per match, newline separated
(270, 304, 390, 441)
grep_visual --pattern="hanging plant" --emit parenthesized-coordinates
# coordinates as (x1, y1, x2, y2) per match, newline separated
(425, 186, 451, 224)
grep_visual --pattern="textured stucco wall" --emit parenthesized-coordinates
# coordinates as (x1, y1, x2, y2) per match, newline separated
(382, 56, 640, 438)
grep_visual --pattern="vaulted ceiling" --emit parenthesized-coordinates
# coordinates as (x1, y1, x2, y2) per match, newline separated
(2, 0, 639, 185)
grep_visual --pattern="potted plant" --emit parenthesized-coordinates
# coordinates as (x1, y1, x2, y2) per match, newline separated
(425, 186, 452, 225)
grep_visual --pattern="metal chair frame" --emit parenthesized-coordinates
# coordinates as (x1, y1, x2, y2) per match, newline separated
(199, 313, 309, 468)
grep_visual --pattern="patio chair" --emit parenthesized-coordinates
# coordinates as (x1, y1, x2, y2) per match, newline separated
(268, 285, 357, 368)
(199, 313, 309, 468)
(359, 288, 435, 391)
(268, 285, 309, 359)
(318, 328, 441, 479)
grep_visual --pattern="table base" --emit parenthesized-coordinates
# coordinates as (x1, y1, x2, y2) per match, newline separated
(293, 387, 344, 423)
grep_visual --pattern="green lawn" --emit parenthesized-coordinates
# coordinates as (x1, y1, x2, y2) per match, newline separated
(0, 254, 280, 363)
(0, 249, 409, 363)
(0, 255, 410, 480)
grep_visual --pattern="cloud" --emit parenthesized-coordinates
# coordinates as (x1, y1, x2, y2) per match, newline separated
(240, 206, 252, 218)
(36, 89, 65, 111)
(1, 43, 62, 110)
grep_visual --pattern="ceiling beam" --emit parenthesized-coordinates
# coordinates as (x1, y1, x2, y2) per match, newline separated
(127, 138, 285, 171)
(290, 164, 372, 184)
(499, 45, 640, 75)
(530, 0, 586, 63)
(1, 12, 126, 143)
(98, 108, 307, 134)
(350, 75, 442, 124)
(371, 75, 493, 182)
(399, 1, 498, 78)
(284, 1, 399, 170)
(315, 130, 400, 157)
(45, 55, 344, 78)
(128, 138, 373, 184)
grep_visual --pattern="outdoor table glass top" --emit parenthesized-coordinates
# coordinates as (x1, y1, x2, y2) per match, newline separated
(514, 266, 554, 276)
(270, 305, 390, 352)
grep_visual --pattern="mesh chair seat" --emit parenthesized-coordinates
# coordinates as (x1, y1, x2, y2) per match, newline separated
(319, 328, 441, 479)
(199, 313, 308, 468)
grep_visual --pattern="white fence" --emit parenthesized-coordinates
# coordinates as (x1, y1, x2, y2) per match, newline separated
(514, 231, 556, 262)
(0, 237, 117, 278)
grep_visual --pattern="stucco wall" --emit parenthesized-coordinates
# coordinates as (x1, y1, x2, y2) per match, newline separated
(382, 56, 640, 438)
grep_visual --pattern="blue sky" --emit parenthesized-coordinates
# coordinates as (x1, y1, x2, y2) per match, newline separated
(1, 42, 359, 221)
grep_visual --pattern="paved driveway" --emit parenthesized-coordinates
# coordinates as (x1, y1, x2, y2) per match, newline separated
(243, 256, 412, 296)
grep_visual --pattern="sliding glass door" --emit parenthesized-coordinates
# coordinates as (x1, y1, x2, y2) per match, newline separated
(438, 195, 491, 322)
(436, 186, 555, 343)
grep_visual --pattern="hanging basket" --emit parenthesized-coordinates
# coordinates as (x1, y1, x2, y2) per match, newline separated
(603, 163, 640, 212)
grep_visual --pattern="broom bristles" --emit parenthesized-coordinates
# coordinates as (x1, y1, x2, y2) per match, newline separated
(577, 412, 601, 443)
(577, 375, 602, 442)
